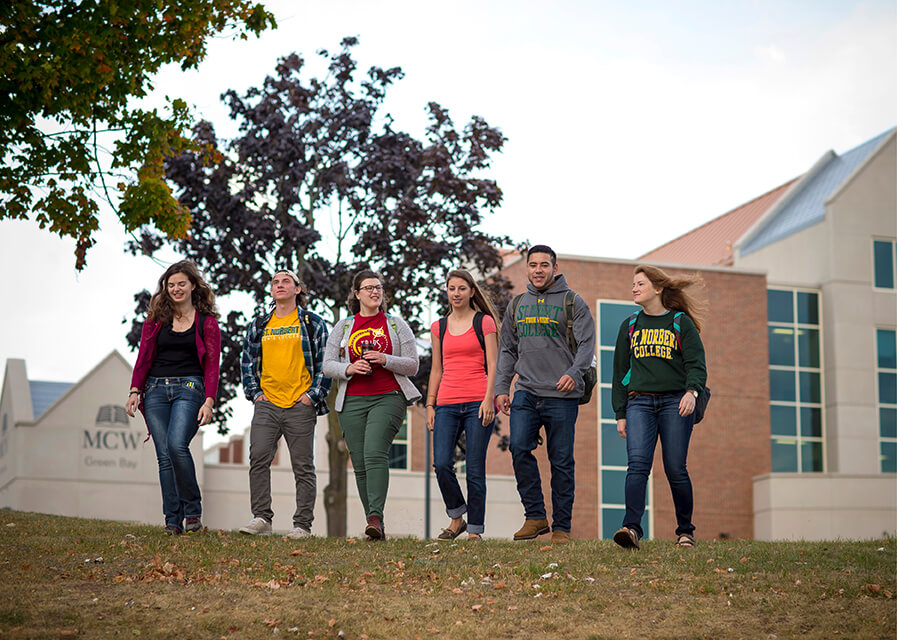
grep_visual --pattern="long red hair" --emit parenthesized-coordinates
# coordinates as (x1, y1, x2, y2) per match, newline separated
(635, 264, 705, 332)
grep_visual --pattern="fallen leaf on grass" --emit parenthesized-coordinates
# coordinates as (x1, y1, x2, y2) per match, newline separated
(471, 604, 482, 612)
(539, 545, 552, 551)
(493, 580, 506, 590)
(740, 557, 749, 563)
(507, 606, 518, 611)
(59, 629, 78, 638)
(263, 618, 281, 628)
(865, 584, 882, 594)
(255, 580, 280, 590)
(426, 628, 440, 634)
(346, 538, 358, 545)
(452, 588, 464, 594)
(314, 574, 330, 583)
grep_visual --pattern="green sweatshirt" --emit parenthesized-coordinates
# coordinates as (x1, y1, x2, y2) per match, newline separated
(611, 310, 707, 419)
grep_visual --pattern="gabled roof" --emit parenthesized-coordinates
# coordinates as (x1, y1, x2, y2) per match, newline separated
(738, 128, 895, 257)
(29, 381, 73, 419)
(638, 178, 799, 266)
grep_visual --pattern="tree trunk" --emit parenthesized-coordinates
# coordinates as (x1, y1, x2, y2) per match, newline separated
(323, 387, 348, 537)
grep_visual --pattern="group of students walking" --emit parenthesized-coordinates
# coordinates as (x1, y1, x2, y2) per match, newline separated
(126, 244, 707, 548)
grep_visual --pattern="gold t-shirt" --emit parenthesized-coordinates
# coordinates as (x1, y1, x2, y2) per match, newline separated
(260, 310, 312, 408)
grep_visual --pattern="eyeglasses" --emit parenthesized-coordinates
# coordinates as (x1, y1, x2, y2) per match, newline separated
(358, 285, 383, 293)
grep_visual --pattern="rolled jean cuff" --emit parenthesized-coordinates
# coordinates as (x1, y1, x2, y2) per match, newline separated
(467, 523, 485, 535)
(446, 504, 467, 519)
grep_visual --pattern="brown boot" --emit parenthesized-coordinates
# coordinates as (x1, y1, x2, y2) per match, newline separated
(551, 529, 571, 545)
(513, 518, 550, 540)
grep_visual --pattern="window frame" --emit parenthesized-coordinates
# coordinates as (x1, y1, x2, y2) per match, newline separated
(875, 327, 897, 473)
(388, 408, 412, 471)
(872, 238, 897, 291)
(767, 287, 826, 473)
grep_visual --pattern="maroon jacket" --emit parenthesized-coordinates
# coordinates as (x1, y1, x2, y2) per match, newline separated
(130, 314, 221, 406)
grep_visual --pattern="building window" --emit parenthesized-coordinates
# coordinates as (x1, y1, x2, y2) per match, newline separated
(388, 410, 411, 470)
(877, 329, 897, 473)
(597, 300, 644, 540)
(873, 239, 896, 290)
(767, 289, 824, 472)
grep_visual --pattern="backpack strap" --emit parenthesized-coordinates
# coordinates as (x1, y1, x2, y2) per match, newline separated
(473, 311, 487, 373)
(438, 317, 448, 368)
(564, 290, 577, 355)
(621, 311, 640, 386)
(672, 311, 683, 351)
(510, 293, 525, 336)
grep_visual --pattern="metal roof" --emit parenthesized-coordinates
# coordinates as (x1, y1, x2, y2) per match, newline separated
(29, 381, 74, 418)
(739, 128, 895, 256)
(638, 178, 798, 266)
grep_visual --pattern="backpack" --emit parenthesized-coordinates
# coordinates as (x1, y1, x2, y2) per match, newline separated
(621, 310, 711, 423)
(510, 290, 597, 405)
(438, 311, 488, 372)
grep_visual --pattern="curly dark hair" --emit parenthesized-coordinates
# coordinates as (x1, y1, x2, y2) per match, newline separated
(147, 260, 219, 325)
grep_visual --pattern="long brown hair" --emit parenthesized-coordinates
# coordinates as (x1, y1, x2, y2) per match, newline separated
(634, 264, 705, 332)
(346, 269, 388, 315)
(147, 261, 219, 325)
(446, 269, 500, 331)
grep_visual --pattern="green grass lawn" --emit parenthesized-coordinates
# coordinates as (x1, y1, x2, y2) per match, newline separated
(0, 510, 894, 639)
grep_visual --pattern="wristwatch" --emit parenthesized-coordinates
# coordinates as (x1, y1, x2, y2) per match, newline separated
(690, 390, 698, 398)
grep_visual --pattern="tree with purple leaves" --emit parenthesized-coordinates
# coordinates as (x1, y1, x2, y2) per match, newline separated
(125, 37, 514, 536)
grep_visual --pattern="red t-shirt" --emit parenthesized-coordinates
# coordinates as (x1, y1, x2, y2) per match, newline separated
(430, 314, 496, 405)
(346, 312, 401, 396)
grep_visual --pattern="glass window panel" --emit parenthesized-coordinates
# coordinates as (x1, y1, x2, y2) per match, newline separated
(796, 292, 819, 325)
(771, 438, 798, 472)
(600, 349, 615, 384)
(880, 408, 897, 439)
(601, 423, 628, 466)
(768, 327, 795, 366)
(800, 407, 822, 438)
(767, 290, 794, 323)
(770, 369, 796, 402)
(873, 240, 895, 289)
(388, 444, 406, 469)
(601, 469, 626, 504)
(881, 442, 897, 474)
(877, 329, 897, 370)
(879, 372, 897, 405)
(600, 303, 640, 346)
(770, 405, 797, 436)
(799, 371, 821, 404)
(800, 441, 823, 472)
(601, 507, 625, 540)
(601, 386, 615, 420)
(797, 329, 820, 368)
(397, 414, 408, 440)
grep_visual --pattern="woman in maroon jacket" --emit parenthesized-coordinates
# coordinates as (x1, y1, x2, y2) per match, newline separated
(125, 261, 221, 535)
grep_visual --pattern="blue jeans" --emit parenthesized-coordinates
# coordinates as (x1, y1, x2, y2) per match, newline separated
(509, 390, 579, 532)
(433, 401, 494, 534)
(143, 376, 204, 531)
(623, 393, 695, 539)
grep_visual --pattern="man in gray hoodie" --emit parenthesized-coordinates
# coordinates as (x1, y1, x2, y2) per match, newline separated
(496, 245, 596, 544)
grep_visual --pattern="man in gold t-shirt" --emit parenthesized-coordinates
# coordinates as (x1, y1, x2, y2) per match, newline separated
(239, 270, 331, 538)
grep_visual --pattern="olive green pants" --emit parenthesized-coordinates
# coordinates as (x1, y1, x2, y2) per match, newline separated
(338, 391, 406, 518)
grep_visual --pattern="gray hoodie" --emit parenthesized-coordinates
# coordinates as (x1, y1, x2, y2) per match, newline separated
(495, 274, 596, 399)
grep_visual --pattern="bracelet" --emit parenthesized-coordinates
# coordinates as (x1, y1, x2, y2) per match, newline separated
(128, 391, 139, 396)
(426, 404, 435, 408)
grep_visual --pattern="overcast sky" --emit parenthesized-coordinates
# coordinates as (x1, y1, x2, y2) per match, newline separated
(1, 0, 894, 441)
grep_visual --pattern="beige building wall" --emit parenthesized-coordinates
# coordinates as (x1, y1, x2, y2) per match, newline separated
(737, 132, 897, 539)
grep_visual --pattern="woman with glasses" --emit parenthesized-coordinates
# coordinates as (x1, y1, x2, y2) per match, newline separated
(323, 269, 420, 540)
(125, 261, 221, 535)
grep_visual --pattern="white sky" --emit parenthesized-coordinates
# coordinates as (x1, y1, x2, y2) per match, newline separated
(1, 0, 895, 442)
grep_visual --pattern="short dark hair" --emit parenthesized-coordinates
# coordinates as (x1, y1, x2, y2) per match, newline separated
(526, 244, 557, 265)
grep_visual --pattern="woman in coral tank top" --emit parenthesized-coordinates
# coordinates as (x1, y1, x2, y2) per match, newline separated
(427, 269, 500, 541)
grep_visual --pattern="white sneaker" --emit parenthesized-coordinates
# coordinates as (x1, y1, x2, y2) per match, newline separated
(285, 526, 311, 539)
(239, 517, 272, 536)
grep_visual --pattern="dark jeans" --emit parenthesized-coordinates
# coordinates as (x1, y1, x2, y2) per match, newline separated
(508, 390, 579, 532)
(143, 376, 204, 530)
(433, 401, 494, 535)
(248, 400, 318, 530)
(623, 393, 695, 539)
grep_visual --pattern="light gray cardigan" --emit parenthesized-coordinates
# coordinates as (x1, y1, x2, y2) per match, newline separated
(323, 313, 421, 412)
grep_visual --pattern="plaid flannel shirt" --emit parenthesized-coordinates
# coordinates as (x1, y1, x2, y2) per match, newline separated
(241, 307, 332, 415)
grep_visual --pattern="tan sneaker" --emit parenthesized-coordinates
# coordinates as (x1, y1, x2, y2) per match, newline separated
(239, 517, 272, 536)
(551, 529, 571, 545)
(513, 518, 550, 540)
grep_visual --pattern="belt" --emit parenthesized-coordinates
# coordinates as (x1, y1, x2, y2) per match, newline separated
(628, 391, 664, 398)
